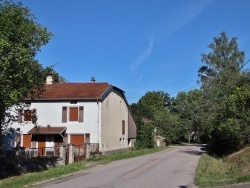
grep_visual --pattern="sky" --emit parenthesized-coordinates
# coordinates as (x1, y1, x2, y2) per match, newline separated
(18, 0, 250, 104)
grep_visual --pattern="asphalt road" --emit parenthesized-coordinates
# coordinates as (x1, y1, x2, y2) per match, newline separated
(36, 144, 205, 188)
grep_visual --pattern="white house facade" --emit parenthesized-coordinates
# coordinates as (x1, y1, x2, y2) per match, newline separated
(8, 78, 137, 155)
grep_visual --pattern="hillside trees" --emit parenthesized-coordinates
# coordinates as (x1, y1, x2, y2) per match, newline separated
(172, 89, 203, 143)
(198, 32, 249, 155)
(0, 1, 53, 152)
(131, 91, 183, 146)
(130, 102, 155, 148)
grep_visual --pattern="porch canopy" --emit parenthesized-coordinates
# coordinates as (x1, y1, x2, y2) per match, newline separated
(28, 126, 66, 135)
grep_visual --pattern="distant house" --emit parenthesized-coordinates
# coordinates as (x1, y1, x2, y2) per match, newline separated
(141, 117, 156, 124)
(142, 117, 166, 147)
(8, 77, 137, 155)
(154, 135, 166, 148)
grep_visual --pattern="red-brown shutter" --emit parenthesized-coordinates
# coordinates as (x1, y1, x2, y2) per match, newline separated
(18, 109, 22, 123)
(62, 106, 67, 123)
(23, 134, 31, 148)
(69, 107, 78, 121)
(122, 120, 125, 135)
(70, 135, 84, 146)
(79, 106, 84, 122)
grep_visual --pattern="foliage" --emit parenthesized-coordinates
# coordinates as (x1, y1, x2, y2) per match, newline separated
(197, 32, 249, 155)
(195, 147, 250, 187)
(0, 0, 53, 153)
(135, 121, 155, 149)
(130, 103, 155, 148)
(43, 66, 67, 83)
(131, 33, 249, 154)
(171, 89, 203, 143)
(132, 91, 184, 145)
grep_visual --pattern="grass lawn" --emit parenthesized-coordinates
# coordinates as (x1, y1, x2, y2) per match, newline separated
(195, 147, 250, 187)
(0, 147, 168, 188)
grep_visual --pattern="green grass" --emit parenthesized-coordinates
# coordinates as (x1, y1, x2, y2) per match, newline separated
(195, 147, 250, 187)
(0, 147, 168, 188)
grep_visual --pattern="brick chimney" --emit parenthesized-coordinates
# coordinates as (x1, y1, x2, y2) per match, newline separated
(46, 74, 53, 85)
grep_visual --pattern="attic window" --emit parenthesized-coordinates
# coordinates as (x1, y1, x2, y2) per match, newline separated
(70, 100, 77, 104)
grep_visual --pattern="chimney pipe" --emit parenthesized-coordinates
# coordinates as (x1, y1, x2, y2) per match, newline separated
(91, 77, 95, 83)
(46, 74, 53, 85)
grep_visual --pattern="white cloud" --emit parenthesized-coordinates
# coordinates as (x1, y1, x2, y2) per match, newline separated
(148, 0, 214, 42)
(130, 37, 154, 72)
(136, 73, 143, 83)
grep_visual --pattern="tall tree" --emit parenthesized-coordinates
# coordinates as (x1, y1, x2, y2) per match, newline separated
(198, 32, 246, 155)
(0, 0, 53, 151)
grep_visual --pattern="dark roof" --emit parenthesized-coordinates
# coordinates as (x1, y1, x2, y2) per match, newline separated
(27, 82, 112, 100)
(142, 117, 156, 124)
(28, 126, 67, 135)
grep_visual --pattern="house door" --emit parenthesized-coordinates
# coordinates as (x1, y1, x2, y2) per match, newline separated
(38, 135, 46, 156)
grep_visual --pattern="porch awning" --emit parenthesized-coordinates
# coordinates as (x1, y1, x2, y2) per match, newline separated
(28, 126, 67, 135)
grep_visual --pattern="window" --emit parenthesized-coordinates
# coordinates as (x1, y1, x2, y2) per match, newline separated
(24, 110, 32, 121)
(122, 120, 125, 135)
(18, 109, 36, 123)
(62, 106, 84, 123)
(85, 133, 90, 143)
(69, 107, 78, 121)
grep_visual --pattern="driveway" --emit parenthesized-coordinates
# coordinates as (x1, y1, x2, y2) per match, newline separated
(35, 144, 205, 188)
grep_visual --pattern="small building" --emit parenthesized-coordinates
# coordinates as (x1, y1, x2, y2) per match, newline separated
(142, 117, 166, 147)
(154, 135, 166, 148)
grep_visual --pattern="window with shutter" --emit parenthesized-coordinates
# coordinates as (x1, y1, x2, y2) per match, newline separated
(62, 107, 67, 123)
(24, 110, 32, 121)
(69, 107, 78, 121)
(79, 106, 84, 122)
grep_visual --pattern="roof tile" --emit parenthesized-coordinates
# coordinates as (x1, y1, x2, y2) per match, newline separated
(30, 82, 111, 99)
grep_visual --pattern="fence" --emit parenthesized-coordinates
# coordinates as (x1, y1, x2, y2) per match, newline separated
(10, 143, 99, 165)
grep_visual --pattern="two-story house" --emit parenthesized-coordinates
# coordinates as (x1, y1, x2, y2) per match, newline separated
(9, 77, 137, 155)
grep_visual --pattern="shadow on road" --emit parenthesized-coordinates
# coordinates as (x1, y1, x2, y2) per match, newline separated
(179, 144, 207, 156)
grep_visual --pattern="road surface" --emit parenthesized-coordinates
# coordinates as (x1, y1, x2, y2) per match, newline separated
(36, 144, 205, 188)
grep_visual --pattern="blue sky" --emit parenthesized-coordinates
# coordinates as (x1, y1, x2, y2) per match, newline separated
(19, 0, 250, 104)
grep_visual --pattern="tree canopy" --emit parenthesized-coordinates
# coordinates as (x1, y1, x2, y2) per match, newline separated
(131, 32, 250, 155)
(0, 0, 53, 147)
(197, 32, 249, 155)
